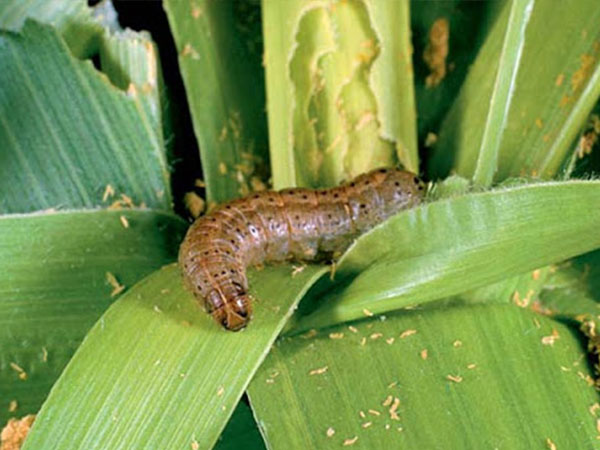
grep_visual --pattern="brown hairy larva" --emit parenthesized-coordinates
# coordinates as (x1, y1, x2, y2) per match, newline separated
(179, 167, 426, 331)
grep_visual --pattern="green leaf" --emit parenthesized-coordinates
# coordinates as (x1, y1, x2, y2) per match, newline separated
(262, 0, 417, 189)
(538, 251, 600, 383)
(0, 0, 101, 57)
(98, 28, 168, 152)
(459, 266, 552, 307)
(250, 304, 599, 448)
(164, 0, 268, 203)
(22, 264, 326, 449)
(0, 210, 186, 424)
(292, 180, 600, 331)
(411, 1, 504, 143)
(0, 0, 89, 30)
(0, 0, 172, 196)
(539, 250, 600, 317)
(0, 20, 171, 213)
(430, 0, 600, 181)
(363, 0, 418, 173)
(472, 0, 533, 187)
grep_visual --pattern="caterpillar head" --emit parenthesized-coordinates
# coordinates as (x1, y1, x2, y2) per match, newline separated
(207, 289, 252, 331)
(375, 168, 426, 217)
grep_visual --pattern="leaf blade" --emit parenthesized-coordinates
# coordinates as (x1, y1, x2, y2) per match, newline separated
(262, 0, 418, 189)
(22, 264, 326, 449)
(0, 0, 100, 57)
(0, 210, 186, 424)
(363, 0, 418, 172)
(293, 180, 600, 331)
(429, 0, 600, 181)
(164, 0, 268, 203)
(251, 305, 599, 449)
(0, 21, 171, 213)
(472, 0, 533, 187)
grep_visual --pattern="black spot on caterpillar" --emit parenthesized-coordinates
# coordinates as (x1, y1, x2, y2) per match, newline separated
(179, 167, 426, 331)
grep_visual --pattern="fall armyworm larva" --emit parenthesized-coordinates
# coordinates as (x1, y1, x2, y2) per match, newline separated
(179, 167, 426, 331)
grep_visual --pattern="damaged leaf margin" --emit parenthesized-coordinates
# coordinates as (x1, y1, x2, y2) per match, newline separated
(265, 0, 418, 189)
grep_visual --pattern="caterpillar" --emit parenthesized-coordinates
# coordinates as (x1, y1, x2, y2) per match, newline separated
(179, 167, 426, 331)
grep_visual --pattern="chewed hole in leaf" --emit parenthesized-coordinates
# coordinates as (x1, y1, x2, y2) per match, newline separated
(289, 1, 399, 188)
